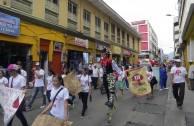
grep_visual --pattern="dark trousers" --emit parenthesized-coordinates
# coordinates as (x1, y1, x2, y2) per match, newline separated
(160, 77, 167, 89)
(125, 79, 129, 88)
(172, 83, 185, 106)
(7, 109, 28, 126)
(46, 90, 51, 103)
(103, 75, 109, 101)
(80, 92, 88, 116)
(68, 93, 75, 105)
(92, 77, 98, 89)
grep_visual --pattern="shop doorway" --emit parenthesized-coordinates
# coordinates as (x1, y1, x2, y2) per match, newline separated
(53, 51, 62, 74)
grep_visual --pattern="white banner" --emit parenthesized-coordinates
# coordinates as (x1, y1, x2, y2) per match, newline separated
(0, 85, 24, 125)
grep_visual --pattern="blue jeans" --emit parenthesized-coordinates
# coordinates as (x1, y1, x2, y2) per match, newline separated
(27, 86, 46, 107)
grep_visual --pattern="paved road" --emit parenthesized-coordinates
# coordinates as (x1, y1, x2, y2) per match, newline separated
(1, 76, 194, 126)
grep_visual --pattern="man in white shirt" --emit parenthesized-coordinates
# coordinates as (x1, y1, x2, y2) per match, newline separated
(188, 60, 194, 90)
(26, 62, 46, 111)
(92, 64, 99, 90)
(170, 59, 189, 110)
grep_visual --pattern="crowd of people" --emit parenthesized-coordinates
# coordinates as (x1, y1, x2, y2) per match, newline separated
(1, 50, 194, 125)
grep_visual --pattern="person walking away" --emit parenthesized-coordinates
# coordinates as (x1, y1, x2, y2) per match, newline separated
(116, 66, 126, 97)
(92, 64, 99, 90)
(159, 64, 168, 90)
(17, 61, 27, 81)
(188, 60, 194, 90)
(170, 59, 188, 110)
(41, 74, 69, 125)
(45, 69, 55, 103)
(77, 68, 92, 119)
(26, 62, 46, 111)
(146, 66, 154, 98)
(6, 64, 28, 126)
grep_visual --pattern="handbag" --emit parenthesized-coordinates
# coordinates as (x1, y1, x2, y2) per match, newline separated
(11, 77, 26, 111)
(151, 76, 158, 85)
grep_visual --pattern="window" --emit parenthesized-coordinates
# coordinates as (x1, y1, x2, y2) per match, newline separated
(53, 0, 58, 4)
(111, 24, 115, 34)
(133, 38, 135, 49)
(83, 10, 90, 22)
(122, 31, 125, 39)
(68, 0, 77, 15)
(117, 28, 120, 37)
(127, 34, 129, 42)
(95, 17, 101, 28)
(104, 22, 108, 32)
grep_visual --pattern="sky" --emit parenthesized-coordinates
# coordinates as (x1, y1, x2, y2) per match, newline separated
(103, 0, 178, 54)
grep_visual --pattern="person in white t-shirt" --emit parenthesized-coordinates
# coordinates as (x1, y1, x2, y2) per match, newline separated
(17, 61, 27, 80)
(6, 64, 28, 126)
(77, 68, 92, 119)
(188, 60, 194, 90)
(41, 74, 69, 125)
(0, 70, 8, 86)
(170, 59, 188, 110)
(45, 69, 55, 103)
(26, 62, 46, 111)
(91, 64, 99, 90)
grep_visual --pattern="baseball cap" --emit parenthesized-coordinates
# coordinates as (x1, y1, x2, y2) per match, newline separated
(6, 64, 19, 71)
(189, 60, 193, 62)
(175, 59, 181, 62)
(35, 62, 40, 66)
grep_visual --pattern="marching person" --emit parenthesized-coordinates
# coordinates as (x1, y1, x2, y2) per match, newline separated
(77, 67, 92, 119)
(188, 60, 194, 90)
(116, 66, 126, 97)
(26, 62, 46, 111)
(159, 64, 168, 90)
(41, 74, 69, 125)
(91, 64, 99, 90)
(170, 59, 188, 110)
(6, 64, 28, 126)
(0, 70, 8, 87)
(45, 69, 55, 103)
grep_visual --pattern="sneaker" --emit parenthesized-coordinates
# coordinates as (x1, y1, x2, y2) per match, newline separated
(160, 89, 163, 91)
(40, 105, 46, 109)
(26, 106, 31, 111)
(81, 116, 83, 119)
(126, 88, 129, 90)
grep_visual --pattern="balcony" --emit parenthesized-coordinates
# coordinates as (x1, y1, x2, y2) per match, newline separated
(68, 19, 77, 31)
(83, 20, 90, 28)
(104, 30, 108, 36)
(95, 26, 101, 33)
(83, 26, 91, 36)
(95, 31, 101, 40)
(68, 12, 77, 22)
(104, 35, 109, 42)
(45, 0, 59, 14)
(11, 0, 33, 14)
(45, 11, 59, 23)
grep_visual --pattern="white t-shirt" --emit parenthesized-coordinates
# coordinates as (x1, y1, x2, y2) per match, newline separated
(9, 74, 26, 90)
(46, 75, 53, 91)
(147, 71, 153, 81)
(21, 69, 27, 77)
(92, 68, 99, 78)
(34, 69, 45, 87)
(188, 65, 194, 79)
(50, 86, 69, 120)
(0, 77, 8, 86)
(77, 75, 92, 92)
(171, 66, 187, 83)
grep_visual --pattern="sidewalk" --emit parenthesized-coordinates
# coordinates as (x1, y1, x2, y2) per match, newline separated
(164, 80, 194, 126)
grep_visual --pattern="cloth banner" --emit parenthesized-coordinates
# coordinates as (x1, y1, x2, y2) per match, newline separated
(0, 85, 24, 125)
(126, 67, 151, 96)
(63, 71, 83, 96)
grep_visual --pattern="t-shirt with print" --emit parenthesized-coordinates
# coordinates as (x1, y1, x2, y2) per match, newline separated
(9, 74, 26, 90)
(34, 69, 45, 87)
(77, 75, 92, 93)
(147, 71, 153, 81)
(46, 75, 53, 91)
(50, 86, 69, 120)
(0, 77, 8, 86)
(171, 66, 187, 83)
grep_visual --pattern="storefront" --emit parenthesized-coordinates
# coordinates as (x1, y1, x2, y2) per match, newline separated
(122, 49, 131, 66)
(96, 43, 110, 62)
(112, 45, 122, 65)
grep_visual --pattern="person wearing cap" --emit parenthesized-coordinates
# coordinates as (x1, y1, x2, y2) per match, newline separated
(6, 64, 28, 126)
(188, 60, 194, 90)
(170, 59, 189, 110)
(26, 62, 46, 111)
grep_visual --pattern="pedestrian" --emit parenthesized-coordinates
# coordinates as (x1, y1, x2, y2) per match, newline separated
(61, 66, 69, 78)
(146, 66, 154, 98)
(6, 64, 28, 126)
(170, 59, 188, 110)
(26, 62, 46, 111)
(91, 64, 99, 90)
(0, 69, 8, 87)
(45, 69, 55, 103)
(17, 61, 27, 80)
(159, 64, 168, 90)
(78, 61, 83, 74)
(77, 67, 92, 119)
(116, 66, 126, 97)
(188, 60, 194, 90)
(41, 74, 69, 125)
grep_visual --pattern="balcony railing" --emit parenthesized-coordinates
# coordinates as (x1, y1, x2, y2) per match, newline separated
(45, 11, 59, 23)
(11, 0, 33, 14)
(68, 12, 77, 22)
(104, 30, 108, 36)
(95, 31, 101, 40)
(104, 35, 109, 42)
(111, 34, 115, 42)
(95, 26, 101, 33)
(83, 27, 91, 36)
(83, 20, 90, 28)
(45, 0, 59, 14)
(68, 19, 77, 31)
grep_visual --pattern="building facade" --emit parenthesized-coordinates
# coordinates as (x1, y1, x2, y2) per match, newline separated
(175, 0, 194, 69)
(0, 0, 141, 78)
(130, 20, 160, 63)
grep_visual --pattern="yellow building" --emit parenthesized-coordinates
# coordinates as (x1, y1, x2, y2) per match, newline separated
(0, 0, 141, 76)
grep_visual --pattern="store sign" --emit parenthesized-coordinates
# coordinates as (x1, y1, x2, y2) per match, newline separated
(131, 20, 145, 25)
(54, 42, 63, 52)
(75, 37, 88, 48)
(0, 12, 20, 36)
(123, 49, 130, 56)
(96, 43, 110, 51)
(113, 46, 121, 54)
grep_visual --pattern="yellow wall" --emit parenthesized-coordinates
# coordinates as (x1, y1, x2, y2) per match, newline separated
(33, 0, 45, 19)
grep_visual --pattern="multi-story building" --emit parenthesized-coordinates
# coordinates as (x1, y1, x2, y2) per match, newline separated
(0, 0, 141, 77)
(130, 20, 159, 62)
(175, 0, 194, 69)
(173, 16, 180, 59)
